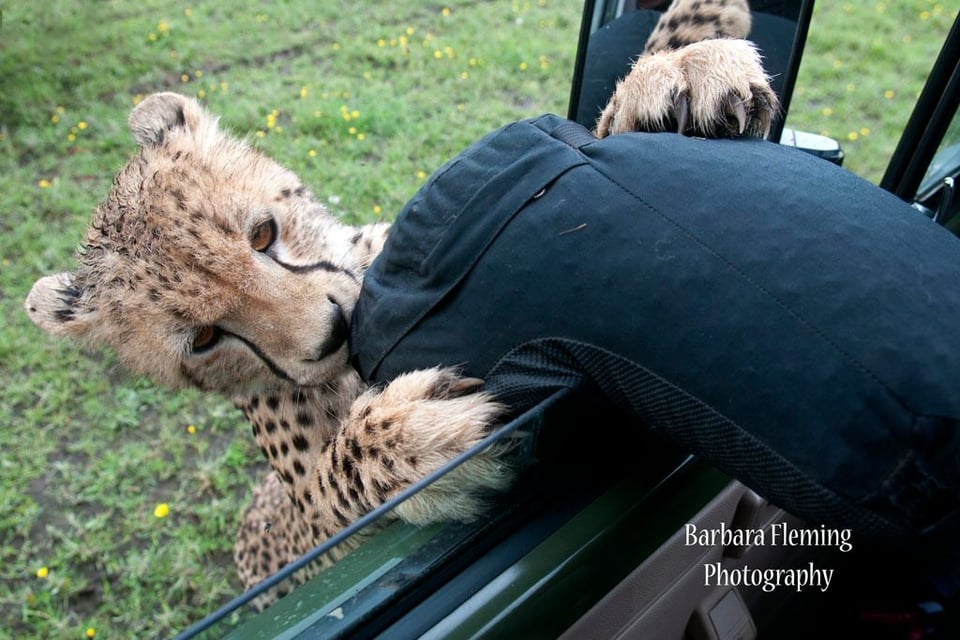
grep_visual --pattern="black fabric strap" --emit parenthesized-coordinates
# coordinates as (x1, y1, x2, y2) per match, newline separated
(548, 120, 598, 150)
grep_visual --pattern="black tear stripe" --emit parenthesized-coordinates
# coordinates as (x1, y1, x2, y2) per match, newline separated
(222, 329, 298, 383)
(273, 257, 360, 282)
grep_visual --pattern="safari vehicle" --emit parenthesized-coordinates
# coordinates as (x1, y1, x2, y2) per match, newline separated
(176, 1, 960, 638)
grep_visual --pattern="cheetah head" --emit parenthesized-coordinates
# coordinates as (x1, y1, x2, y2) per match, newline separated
(26, 93, 369, 397)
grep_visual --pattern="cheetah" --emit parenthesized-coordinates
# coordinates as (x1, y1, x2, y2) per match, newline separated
(25, 0, 776, 607)
(597, 0, 777, 138)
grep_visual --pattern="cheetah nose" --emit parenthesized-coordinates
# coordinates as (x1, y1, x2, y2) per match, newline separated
(313, 296, 349, 361)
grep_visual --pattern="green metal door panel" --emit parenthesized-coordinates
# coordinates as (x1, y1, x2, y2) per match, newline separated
(421, 463, 730, 639)
(223, 520, 442, 639)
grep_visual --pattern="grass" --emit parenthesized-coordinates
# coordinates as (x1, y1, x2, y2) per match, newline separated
(0, 1, 955, 638)
(785, 1, 955, 182)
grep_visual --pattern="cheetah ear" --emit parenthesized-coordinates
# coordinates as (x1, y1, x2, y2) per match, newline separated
(128, 92, 205, 147)
(24, 272, 98, 338)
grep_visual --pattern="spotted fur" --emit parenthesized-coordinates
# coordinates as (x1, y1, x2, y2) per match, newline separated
(25, 0, 776, 608)
(644, 0, 752, 54)
(596, 0, 779, 138)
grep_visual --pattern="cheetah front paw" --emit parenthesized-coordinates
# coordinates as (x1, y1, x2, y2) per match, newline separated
(346, 367, 516, 526)
(595, 39, 779, 139)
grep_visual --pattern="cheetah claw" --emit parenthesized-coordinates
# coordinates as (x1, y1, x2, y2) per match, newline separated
(676, 93, 690, 134)
(595, 39, 780, 140)
(728, 95, 748, 135)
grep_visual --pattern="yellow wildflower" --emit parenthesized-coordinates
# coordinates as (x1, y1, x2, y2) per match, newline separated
(884, 89, 895, 99)
(157, 19, 170, 34)
(186, 424, 196, 434)
(442, 7, 451, 16)
(154, 503, 170, 518)
(373, 205, 382, 214)
(38, 179, 52, 189)
(77, 121, 87, 130)
(308, 149, 317, 158)
(86, 628, 96, 638)
(36, 566, 49, 579)
(356, 133, 365, 141)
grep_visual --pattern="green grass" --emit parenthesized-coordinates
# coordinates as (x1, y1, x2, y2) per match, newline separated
(785, 1, 955, 182)
(0, 1, 955, 638)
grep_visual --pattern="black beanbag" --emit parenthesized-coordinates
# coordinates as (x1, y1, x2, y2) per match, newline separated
(350, 114, 960, 557)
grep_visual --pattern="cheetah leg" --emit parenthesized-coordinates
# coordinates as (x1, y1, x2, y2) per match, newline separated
(234, 472, 314, 609)
(315, 367, 515, 529)
(234, 471, 375, 610)
(643, 0, 752, 55)
(595, 38, 779, 139)
(232, 368, 511, 609)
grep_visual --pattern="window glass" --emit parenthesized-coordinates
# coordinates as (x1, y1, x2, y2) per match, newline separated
(919, 108, 960, 198)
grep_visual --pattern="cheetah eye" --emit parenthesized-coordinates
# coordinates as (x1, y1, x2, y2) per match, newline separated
(192, 326, 221, 353)
(250, 219, 277, 253)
